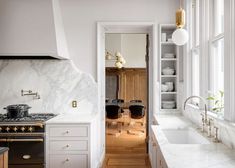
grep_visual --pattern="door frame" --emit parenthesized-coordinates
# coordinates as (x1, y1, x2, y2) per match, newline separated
(97, 22, 157, 159)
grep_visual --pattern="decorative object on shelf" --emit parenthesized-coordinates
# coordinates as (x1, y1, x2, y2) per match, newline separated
(161, 33, 167, 42)
(163, 53, 175, 58)
(172, 0, 189, 46)
(21, 90, 40, 99)
(105, 51, 126, 69)
(162, 101, 176, 109)
(165, 82, 174, 92)
(161, 84, 168, 92)
(162, 67, 175, 75)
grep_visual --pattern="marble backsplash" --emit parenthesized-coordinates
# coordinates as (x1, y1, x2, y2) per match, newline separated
(184, 105, 235, 149)
(0, 59, 97, 115)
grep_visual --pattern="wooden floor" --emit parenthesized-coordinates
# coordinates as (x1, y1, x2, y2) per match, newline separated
(102, 115, 151, 168)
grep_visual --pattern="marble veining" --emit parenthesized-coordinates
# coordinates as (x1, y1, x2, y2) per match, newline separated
(184, 105, 235, 149)
(0, 60, 97, 115)
(152, 115, 235, 168)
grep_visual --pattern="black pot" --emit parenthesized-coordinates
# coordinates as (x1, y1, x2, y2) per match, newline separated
(3, 104, 31, 118)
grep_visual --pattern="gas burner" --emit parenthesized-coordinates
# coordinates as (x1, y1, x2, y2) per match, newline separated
(0, 113, 56, 122)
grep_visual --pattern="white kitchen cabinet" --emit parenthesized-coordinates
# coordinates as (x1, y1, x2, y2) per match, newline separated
(149, 128, 168, 168)
(46, 121, 99, 168)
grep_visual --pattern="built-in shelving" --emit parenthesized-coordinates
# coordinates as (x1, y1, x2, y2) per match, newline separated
(159, 24, 179, 113)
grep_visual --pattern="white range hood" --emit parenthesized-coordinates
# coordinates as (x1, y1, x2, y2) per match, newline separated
(0, 0, 69, 59)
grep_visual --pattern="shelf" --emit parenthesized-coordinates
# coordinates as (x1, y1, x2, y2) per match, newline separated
(161, 75, 177, 78)
(161, 42, 175, 45)
(161, 92, 177, 94)
(161, 58, 177, 61)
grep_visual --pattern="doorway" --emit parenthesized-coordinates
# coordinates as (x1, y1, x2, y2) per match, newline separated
(97, 22, 156, 167)
(105, 33, 149, 156)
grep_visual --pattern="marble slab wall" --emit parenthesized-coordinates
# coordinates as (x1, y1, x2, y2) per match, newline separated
(184, 105, 235, 149)
(0, 60, 97, 115)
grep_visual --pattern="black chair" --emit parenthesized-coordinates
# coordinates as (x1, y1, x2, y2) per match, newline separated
(105, 104, 122, 135)
(106, 104, 121, 119)
(112, 99, 124, 104)
(112, 99, 124, 113)
(129, 104, 145, 119)
(128, 104, 145, 135)
(130, 100, 143, 103)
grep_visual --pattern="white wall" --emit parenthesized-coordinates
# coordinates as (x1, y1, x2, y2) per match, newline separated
(105, 34, 146, 68)
(59, 0, 179, 78)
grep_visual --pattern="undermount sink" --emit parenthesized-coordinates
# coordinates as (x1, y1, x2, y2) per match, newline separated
(162, 128, 210, 144)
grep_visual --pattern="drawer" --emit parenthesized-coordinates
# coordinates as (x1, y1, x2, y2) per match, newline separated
(49, 126, 88, 137)
(49, 154, 88, 168)
(50, 140, 88, 152)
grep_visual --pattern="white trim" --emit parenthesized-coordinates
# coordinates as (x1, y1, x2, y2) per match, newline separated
(97, 22, 157, 155)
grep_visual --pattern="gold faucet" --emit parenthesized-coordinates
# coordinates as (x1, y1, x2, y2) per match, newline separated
(184, 96, 208, 132)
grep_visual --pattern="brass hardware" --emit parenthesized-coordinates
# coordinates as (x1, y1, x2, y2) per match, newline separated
(66, 130, 69, 134)
(21, 127, 26, 132)
(0, 132, 44, 137)
(72, 101, 77, 108)
(207, 119, 214, 137)
(0, 127, 2, 132)
(176, 8, 185, 28)
(65, 158, 69, 162)
(28, 127, 33, 132)
(21, 90, 40, 99)
(0, 138, 43, 142)
(213, 126, 220, 143)
(5, 127, 10, 132)
(66, 144, 70, 148)
(13, 127, 18, 132)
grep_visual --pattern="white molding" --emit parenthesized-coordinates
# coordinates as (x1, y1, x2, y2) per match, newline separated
(97, 22, 156, 156)
(224, 0, 235, 121)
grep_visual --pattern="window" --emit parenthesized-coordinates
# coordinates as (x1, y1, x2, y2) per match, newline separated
(209, 0, 224, 114)
(190, 0, 200, 100)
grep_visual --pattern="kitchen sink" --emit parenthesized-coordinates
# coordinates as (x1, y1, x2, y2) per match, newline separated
(162, 128, 210, 144)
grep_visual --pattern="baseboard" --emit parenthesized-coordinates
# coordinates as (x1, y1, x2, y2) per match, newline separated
(97, 150, 105, 168)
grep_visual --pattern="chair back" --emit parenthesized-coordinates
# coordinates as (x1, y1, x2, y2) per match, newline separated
(130, 100, 142, 103)
(106, 104, 121, 119)
(129, 105, 145, 119)
(112, 99, 124, 104)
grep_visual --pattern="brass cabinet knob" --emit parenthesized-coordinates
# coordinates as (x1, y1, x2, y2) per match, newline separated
(66, 130, 69, 134)
(6, 127, 10, 132)
(66, 144, 70, 148)
(65, 158, 69, 162)
(28, 127, 33, 132)
(21, 127, 26, 132)
(0, 127, 2, 132)
(13, 127, 18, 132)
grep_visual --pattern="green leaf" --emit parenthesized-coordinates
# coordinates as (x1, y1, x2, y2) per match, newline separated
(215, 100, 219, 105)
(207, 97, 215, 100)
(219, 90, 224, 97)
(212, 108, 218, 111)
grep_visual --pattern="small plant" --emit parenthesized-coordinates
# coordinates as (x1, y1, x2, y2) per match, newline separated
(207, 90, 224, 113)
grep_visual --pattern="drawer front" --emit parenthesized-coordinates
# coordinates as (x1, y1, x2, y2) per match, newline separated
(49, 154, 88, 168)
(50, 140, 88, 152)
(49, 126, 88, 137)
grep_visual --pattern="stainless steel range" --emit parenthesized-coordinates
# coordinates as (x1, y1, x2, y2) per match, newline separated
(0, 113, 56, 168)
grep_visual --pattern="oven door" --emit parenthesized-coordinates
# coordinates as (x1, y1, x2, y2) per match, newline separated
(0, 136, 44, 168)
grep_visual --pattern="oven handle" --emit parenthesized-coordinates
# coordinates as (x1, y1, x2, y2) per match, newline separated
(0, 138, 43, 142)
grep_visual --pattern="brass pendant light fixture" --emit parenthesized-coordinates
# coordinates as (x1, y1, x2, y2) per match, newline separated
(172, 0, 189, 46)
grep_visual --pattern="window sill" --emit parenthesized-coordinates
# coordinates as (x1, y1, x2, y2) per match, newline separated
(185, 104, 235, 128)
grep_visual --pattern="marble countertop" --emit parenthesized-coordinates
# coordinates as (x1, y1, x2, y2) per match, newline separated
(46, 113, 97, 124)
(0, 147, 8, 155)
(152, 114, 235, 168)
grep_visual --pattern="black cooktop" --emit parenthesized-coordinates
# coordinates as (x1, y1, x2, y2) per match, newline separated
(0, 113, 56, 122)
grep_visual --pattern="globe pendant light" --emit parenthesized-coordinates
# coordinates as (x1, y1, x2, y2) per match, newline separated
(172, 0, 189, 46)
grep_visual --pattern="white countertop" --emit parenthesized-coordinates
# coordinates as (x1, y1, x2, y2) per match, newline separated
(152, 114, 235, 168)
(46, 113, 97, 124)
